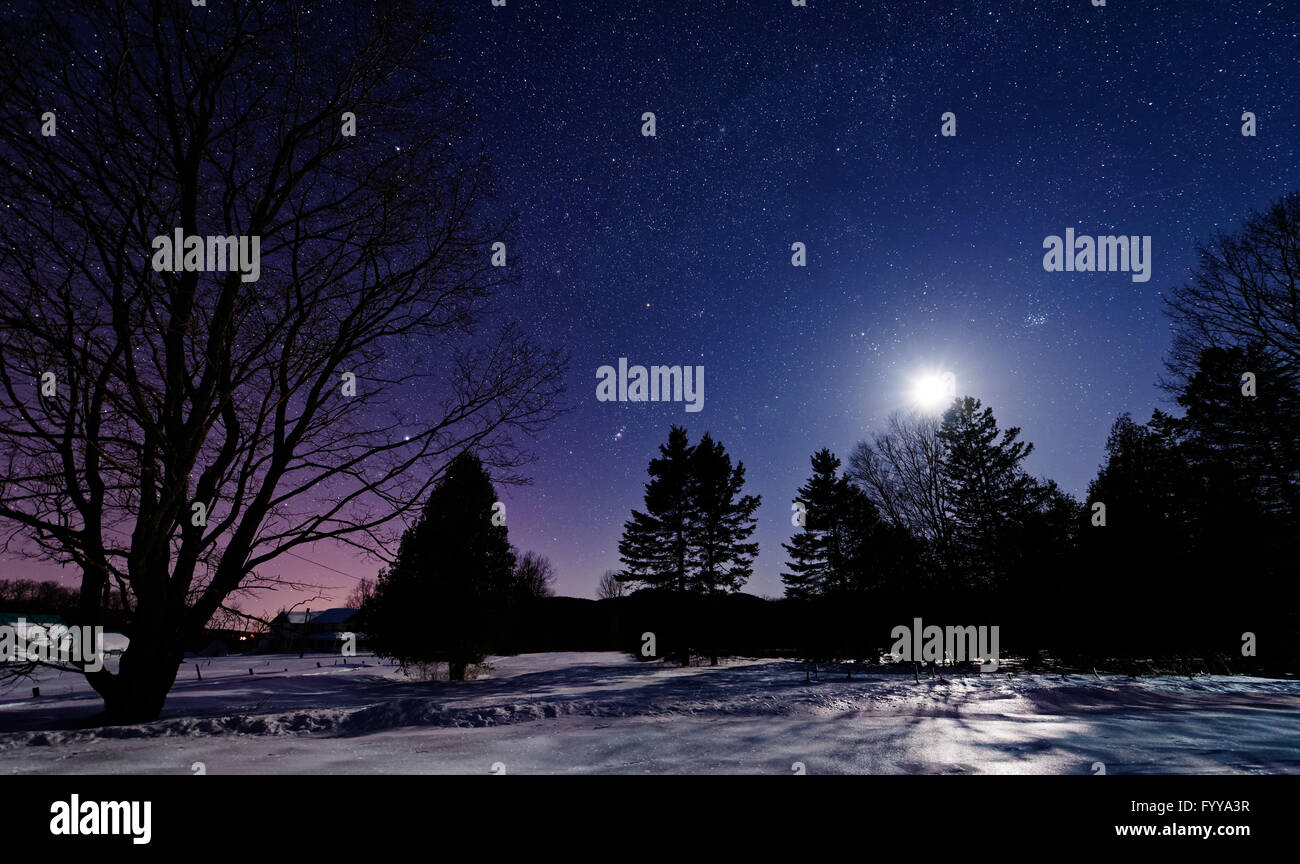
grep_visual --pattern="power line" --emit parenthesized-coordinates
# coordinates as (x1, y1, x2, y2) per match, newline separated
(79, 520, 370, 582)
(282, 549, 370, 582)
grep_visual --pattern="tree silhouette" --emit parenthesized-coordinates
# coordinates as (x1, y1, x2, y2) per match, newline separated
(618, 426, 695, 593)
(849, 411, 955, 581)
(0, 1, 565, 720)
(688, 432, 760, 594)
(595, 570, 625, 600)
(938, 396, 1037, 592)
(366, 453, 517, 681)
(619, 427, 760, 595)
(1166, 192, 1300, 375)
(783, 449, 865, 599)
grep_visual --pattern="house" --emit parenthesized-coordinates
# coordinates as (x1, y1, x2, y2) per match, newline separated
(0, 611, 66, 632)
(0, 612, 129, 661)
(183, 627, 262, 657)
(0, 613, 67, 661)
(263, 608, 363, 653)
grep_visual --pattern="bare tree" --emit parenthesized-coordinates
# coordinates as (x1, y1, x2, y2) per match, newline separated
(0, 1, 565, 721)
(512, 550, 555, 600)
(847, 411, 953, 562)
(596, 569, 624, 600)
(344, 577, 375, 610)
(1165, 192, 1300, 385)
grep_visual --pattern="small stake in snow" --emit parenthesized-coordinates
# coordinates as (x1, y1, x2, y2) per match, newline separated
(249, 668, 254, 676)
(32, 687, 39, 698)
(195, 663, 202, 680)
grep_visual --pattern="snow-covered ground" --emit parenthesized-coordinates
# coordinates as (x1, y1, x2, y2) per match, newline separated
(2, 651, 1298, 774)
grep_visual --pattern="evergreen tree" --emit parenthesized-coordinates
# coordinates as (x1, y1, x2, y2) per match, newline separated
(1086, 412, 1183, 533)
(618, 426, 695, 592)
(367, 452, 516, 680)
(784, 448, 916, 602)
(1175, 343, 1300, 519)
(619, 427, 762, 594)
(618, 427, 762, 666)
(1169, 345, 1297, 640)
(1081, 344, 1300, 655)
(1080, 412, 1204, 650)
(782, 449, 859, 599)
(938, 396, 1037, 590)
(689, 433, 762, 594)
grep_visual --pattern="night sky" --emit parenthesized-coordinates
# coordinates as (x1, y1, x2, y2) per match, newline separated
(456, 0, 1299, 602)
(12, 0, 1300, 611)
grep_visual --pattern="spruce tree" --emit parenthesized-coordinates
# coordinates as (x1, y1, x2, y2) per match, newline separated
(938, 396, 1036, 590)
(368, 452, 516, 680)
(783, 448, 905, 599)
(619, 427, 761, 595)
(782, 449, 855, 599)
(690, 433, 762, 594)
(618, 426, 695, 592)
(1175, 343, 1300, 518)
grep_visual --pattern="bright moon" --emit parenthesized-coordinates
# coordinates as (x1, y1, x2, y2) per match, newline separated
(910, 371, 956, 413)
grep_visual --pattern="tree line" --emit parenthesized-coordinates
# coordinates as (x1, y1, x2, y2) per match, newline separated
(606, 193, 1300, 669)
(363, 194, 1299, 672)
(0, 0, 1293, 715)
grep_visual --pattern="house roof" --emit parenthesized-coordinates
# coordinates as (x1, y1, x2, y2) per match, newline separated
(0, 612, 66, 627)
(273, 608, 357, 626)
(307, 631, 359, 642)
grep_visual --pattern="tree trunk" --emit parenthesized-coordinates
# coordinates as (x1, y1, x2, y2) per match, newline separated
(449, 660, 468, 681)
(87, 637, 183, 724)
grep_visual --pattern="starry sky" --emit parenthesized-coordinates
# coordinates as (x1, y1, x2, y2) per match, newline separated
(10, 0, 1300, 613)
(449, 0, 1298, 602)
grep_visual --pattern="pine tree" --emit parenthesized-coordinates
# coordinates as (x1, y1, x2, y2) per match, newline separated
(618, 426, 695, 592)
(938, 396, 1037, 590)
(690, 433, 762, 594)
(619, 427, 761, 595)
(367, 452, 516, 680)
(783, 448, 908, 600)
(782, 449, 856, 599)
(1175, 343, 1300, 518)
